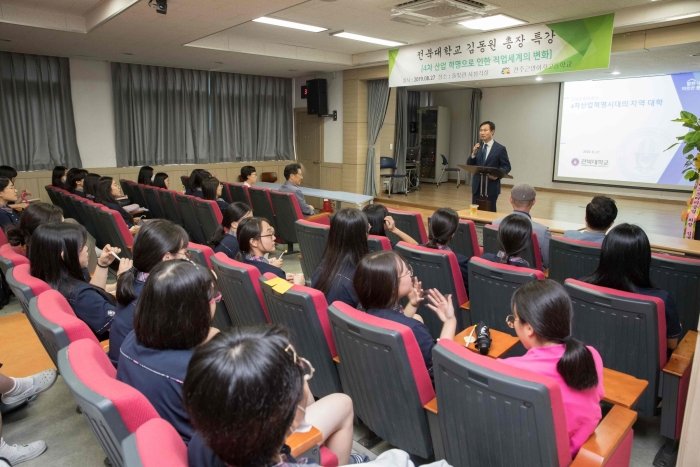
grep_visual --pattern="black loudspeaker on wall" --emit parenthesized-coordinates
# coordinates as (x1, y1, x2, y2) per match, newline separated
(306, 79, 328, 116)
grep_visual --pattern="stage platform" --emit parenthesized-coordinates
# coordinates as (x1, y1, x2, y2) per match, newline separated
(375, 182, 685, 238)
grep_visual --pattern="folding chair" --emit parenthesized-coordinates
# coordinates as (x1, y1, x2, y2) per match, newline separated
(436, 155, 460, 188)
(651, 253, 700, 339)
(58, 339, 160, 467)
(248, 186, 277, 231)
(97, 207, 134, 259)
(142, 187, 166, 219)
(5, 263, 51, 314)
(548, 237, 601, 284)
(450, 219, 482, 259)
(157, 189, 184, 226)
(295, 220, 330, 278)
(0, 244, 29, 276)
(328, 301, 436, 458)
(432, 339, 636, 467)
(380, 157, 408, 198)
(175, 194, 206, 244)
(386, 208, 428, 245)
(227, 183, 252, 205)
(210, 253, 270, 326)
(259, 273, 341, 398)
(395, 242, 469, 338)
(192, 198, 223, 244)
(367, 235, 392, 253)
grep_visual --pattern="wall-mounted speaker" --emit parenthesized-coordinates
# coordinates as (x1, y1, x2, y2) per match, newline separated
(306, 79, 328, 116)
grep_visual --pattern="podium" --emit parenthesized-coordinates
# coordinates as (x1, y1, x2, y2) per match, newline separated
(459, 165, 513, 212)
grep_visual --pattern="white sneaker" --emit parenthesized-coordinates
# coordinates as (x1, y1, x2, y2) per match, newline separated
(0, 457, 10, 467)
(0, 441, 47, 465)
(1, 370, 57, 405)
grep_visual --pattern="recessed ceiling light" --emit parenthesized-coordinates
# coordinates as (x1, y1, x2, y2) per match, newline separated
(459, 14, 526, 31)
(610, 71, 621, 75)
(535, 76, 543, 81)
(123, 52, 134, 55)
(666, 13, 700, 21)
(252, 17, 327, 33)
(330, 32, 405, 47)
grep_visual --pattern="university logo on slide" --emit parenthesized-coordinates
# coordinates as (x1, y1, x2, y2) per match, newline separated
(571, 158, 579, 166)
(501, 68, 511, 75)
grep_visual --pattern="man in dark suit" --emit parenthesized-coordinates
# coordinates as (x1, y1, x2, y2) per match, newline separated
(466, 121, 511, 212)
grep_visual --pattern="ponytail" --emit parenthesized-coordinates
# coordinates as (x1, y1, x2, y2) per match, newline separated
(556, 337, 599, 390)
(511, 280, 599, 391)
(210, 202, 251, 248)
(426, 207, 459, 249)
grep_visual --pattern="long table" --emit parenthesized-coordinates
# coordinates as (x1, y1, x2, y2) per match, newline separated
(457, 208, 700, 256)
(456, 209, 585, 235)
(253, 182, 374, 209)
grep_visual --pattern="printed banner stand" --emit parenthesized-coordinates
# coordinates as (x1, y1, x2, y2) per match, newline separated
(388, 13, 614, 87)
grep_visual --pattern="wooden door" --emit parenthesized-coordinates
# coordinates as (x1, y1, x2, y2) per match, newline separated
(295, 109, 323, 206)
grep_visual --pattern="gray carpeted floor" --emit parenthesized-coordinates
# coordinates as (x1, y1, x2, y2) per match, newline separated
(1, 248, 667, 466)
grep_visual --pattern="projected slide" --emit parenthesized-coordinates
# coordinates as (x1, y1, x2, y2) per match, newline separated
(555, 73, 700, 189)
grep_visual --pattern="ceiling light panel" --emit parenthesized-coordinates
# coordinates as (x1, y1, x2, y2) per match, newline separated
(459, 14, 525, 30)
(252, 17, 327, 33)
(331, 32, 406, 47)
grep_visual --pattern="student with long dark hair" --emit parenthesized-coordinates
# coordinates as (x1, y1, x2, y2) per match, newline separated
(30, 223, 132, 340)
(51, 166, 67, 190)
(94, 176, 134, 228)
(210, 202, 251, 260)
(202, 177, 228, 212)
(65, 168, 88, 198)
(237, 217, 305, 285)
(312, 208, 369, 308)
(424, 207, 469, 293)
(116, 260, 221, 444)
(187, 169, 210, 198)
(583, 223, 682, 349)
(354, 251, 455, 377)
(0, 178, 19, 230)
(363, 204, 418, 247)
(137, 166, 154, 186)
(502, 280, 603, 457)
(153, 172, 170, 190)
(481, 214, 533, 268)
(83, 173, 101, 200)
(108, 220, 190, 366)
(6, 203, 63, 254)
(184, 325, 358, 466)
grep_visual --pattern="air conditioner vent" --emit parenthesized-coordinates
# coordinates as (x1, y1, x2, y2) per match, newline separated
(392, 0, 497, 23)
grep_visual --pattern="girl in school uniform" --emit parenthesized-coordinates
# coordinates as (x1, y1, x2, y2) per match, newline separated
(0, 178, 20, 231)
(312, 208, 369, 308)
(353, 251, 456, 378)
(202, 177, 229, 212)
(153, 172, 170, 190)
(209, 202, 251, 260)
(29, 223, 132, 340)
(51, 166, 67, 190)
(6, 202, 63, 255)
(363, 204, 418, 248)
(236, 217, 305, 285)
(501, 280, 604, 457)
(186, 169, 210, 198)
(94, 176, 135, 228)
(108, 219, 190, 366)
(137, 166, 154, 186)
(65, 168, 88, 198)
(422, 207, 470, 293)
(116, 260, 221, 444)
(481, 213, 534, 268)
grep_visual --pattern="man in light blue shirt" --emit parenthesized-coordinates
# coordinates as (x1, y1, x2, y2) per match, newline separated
(563, 196, 617, 244)
(279, 163, 314, 216)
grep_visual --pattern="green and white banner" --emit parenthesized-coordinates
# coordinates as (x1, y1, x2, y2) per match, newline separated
(388, 13, 614, 87)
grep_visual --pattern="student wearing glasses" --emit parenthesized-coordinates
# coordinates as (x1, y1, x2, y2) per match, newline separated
(184, 325, 362, 466)
(353, 251, 457, 377)
(501, 280, 604, 457)
(108, 219, 190, 366)
(116, 260, 221, 444)
(236, 217, 305, 285)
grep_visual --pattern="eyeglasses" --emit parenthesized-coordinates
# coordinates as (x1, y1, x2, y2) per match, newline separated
(399, 264, 413, 278)
(209, 293, 222, 304)
(505, 314, 520, 328)
(285, 344, 315, 381)
(259, 230, 275, 239)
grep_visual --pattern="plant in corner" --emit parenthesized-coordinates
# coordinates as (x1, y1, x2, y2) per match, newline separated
(667, 110, 700, 239)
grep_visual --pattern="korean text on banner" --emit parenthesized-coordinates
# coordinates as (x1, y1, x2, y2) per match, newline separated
(388, 13, 614, 87)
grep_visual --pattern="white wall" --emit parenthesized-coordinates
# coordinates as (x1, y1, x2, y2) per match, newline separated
(69, 58, 117, 168)
(432, 89, 473, 180)
(481, 83, 687, 201)
(294, 72, 343, 163)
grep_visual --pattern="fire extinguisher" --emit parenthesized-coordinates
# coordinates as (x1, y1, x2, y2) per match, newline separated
(321, 199, 333, 213)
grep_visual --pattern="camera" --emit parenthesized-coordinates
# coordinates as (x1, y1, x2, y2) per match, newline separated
(475, 321, 492, 355)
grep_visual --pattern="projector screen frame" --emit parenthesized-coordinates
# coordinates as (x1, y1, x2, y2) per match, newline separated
(551, 79, 694, 193)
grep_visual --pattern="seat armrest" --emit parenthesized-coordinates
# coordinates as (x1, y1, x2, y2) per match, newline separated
(423, 397, 438, 414)
(287, 426, 323, 457)
(663, 331, 698, 377)
(307, 212, 332, 223)
(571, 405, 637, 467)
(601, 368, 648, 409)
(332, 356, 340, 363)
(460, 301, 470, 310)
